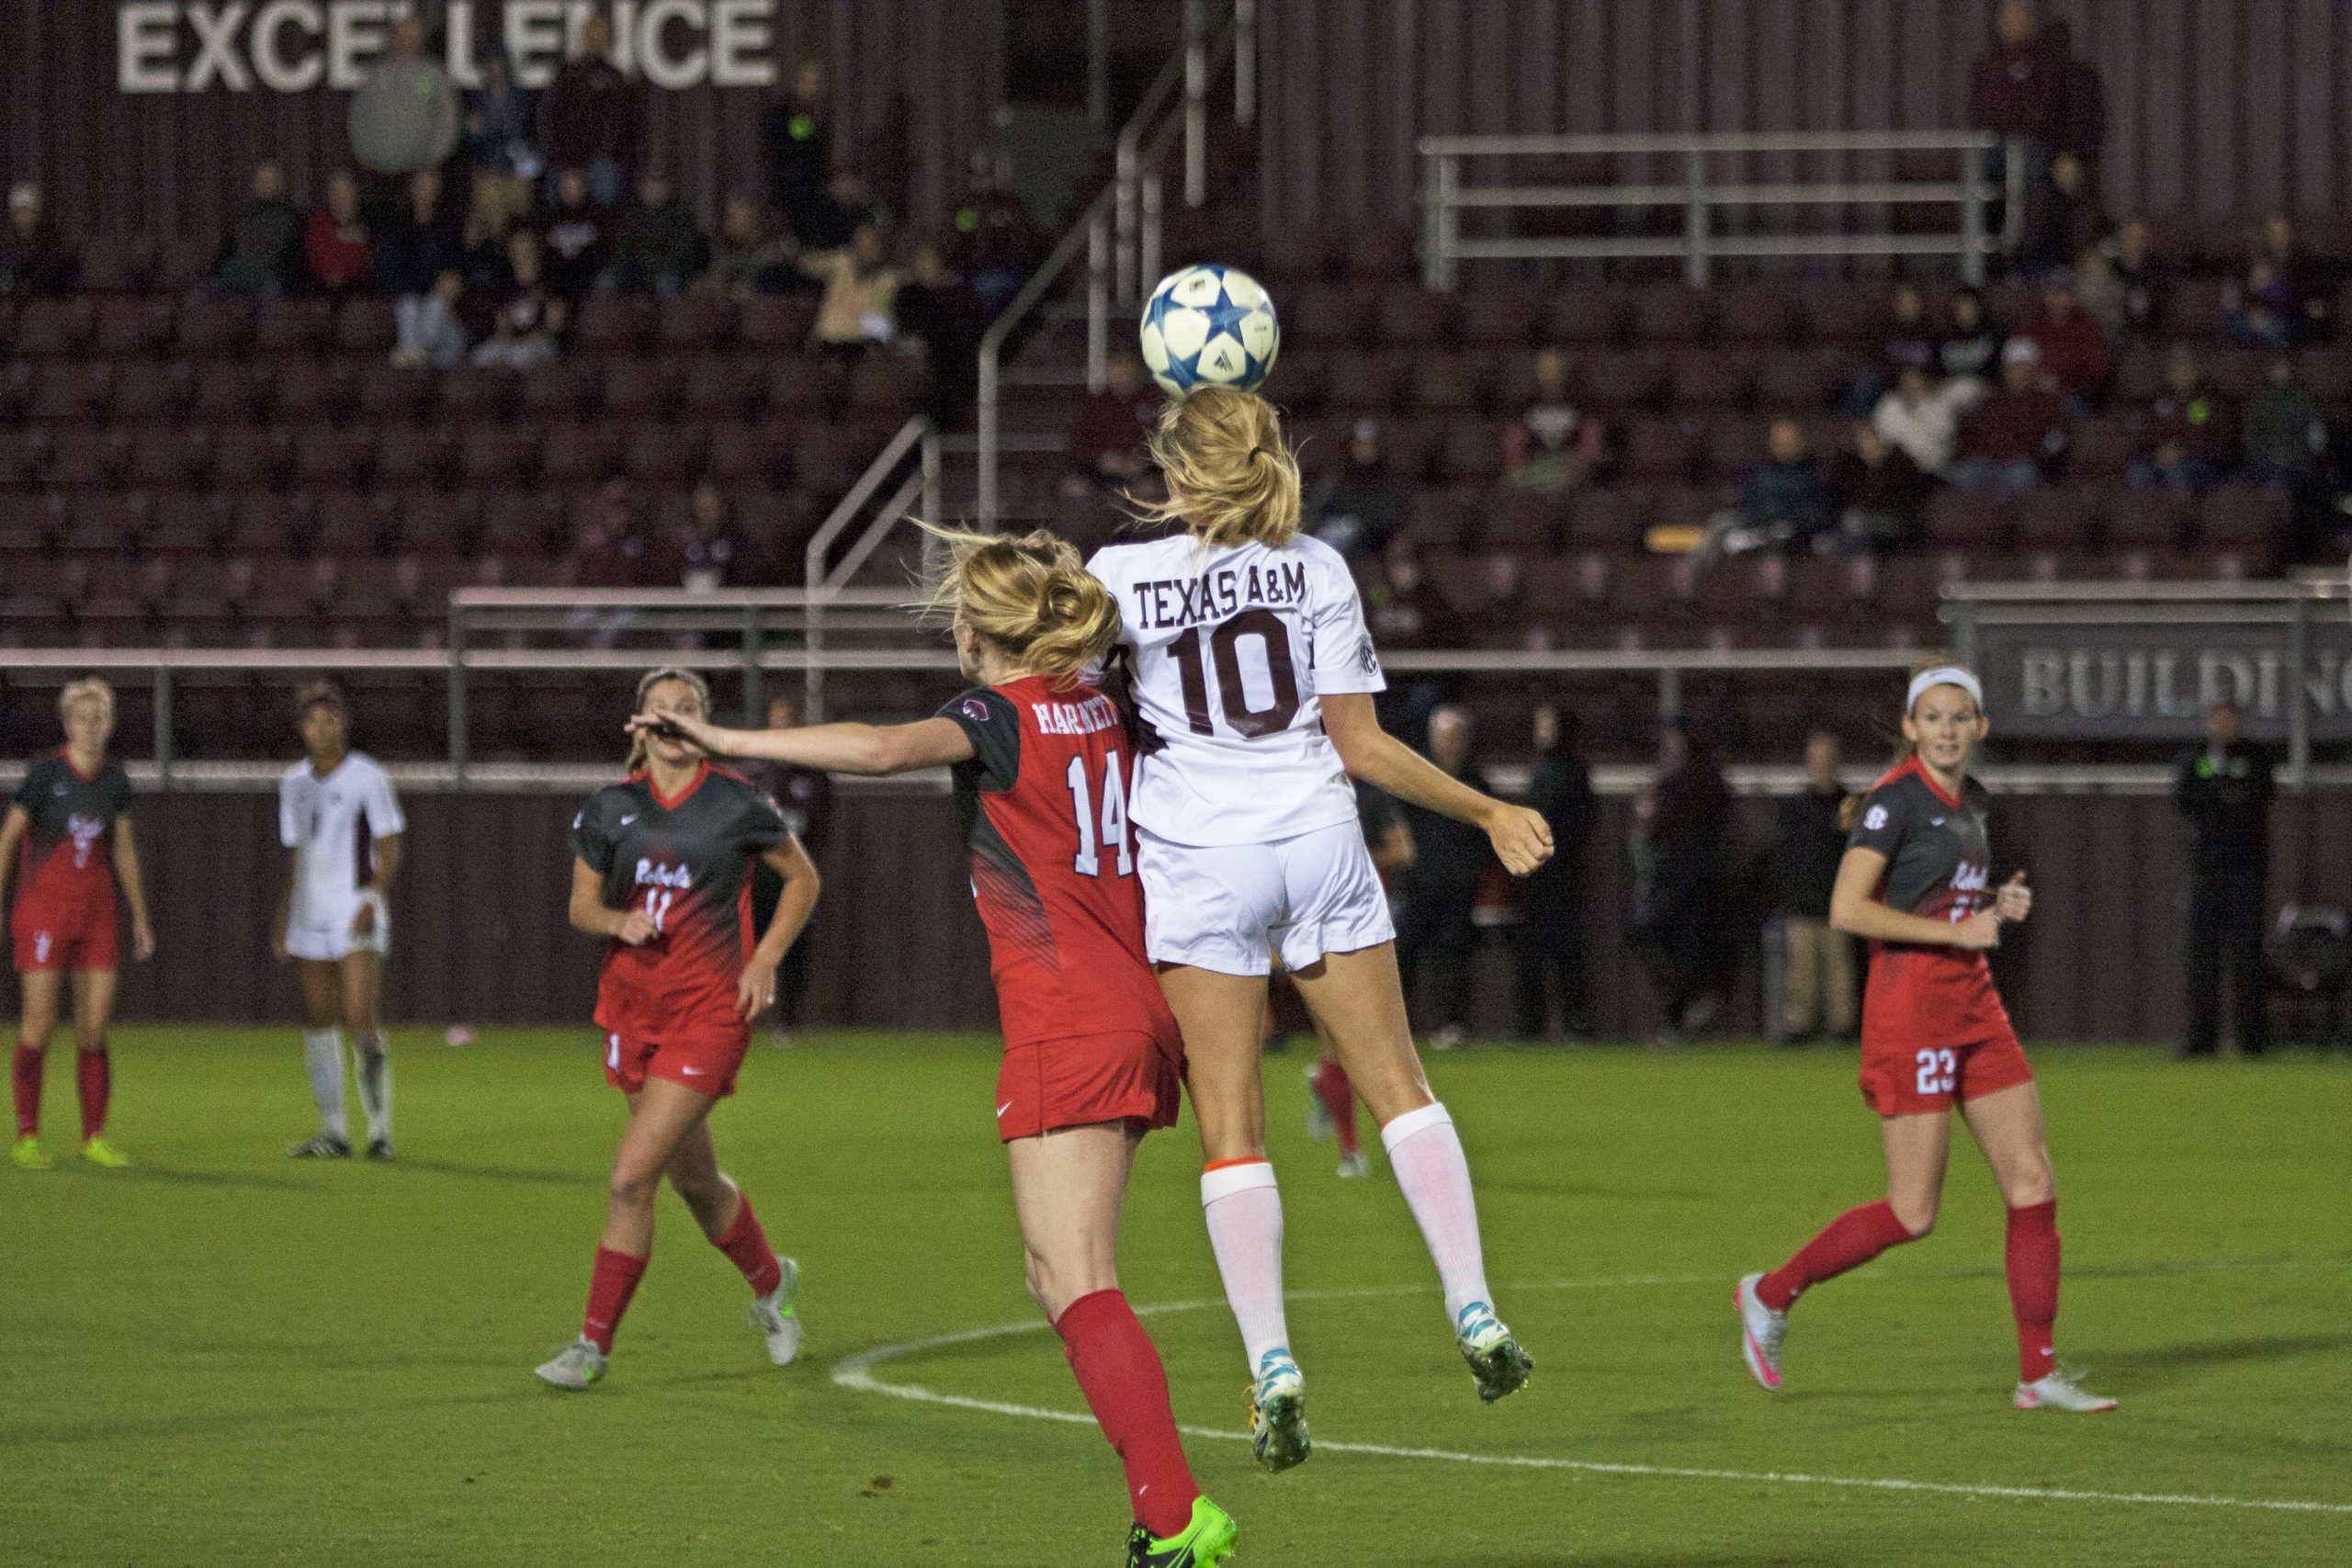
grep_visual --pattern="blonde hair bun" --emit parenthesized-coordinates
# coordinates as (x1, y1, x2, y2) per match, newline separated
(918, 525, 1122, 681)
(1139, 386, 1302, 550)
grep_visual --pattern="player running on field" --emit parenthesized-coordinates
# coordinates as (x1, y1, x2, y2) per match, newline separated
(1087, 387, 1553, 1472)
(537, 667, 821, 1392)
(1301, 780, 1414, 1179)
(5, 679, 155, 1170)
(639, 531, 1238, 1568)
(1736, 664, 2116, 1414)
(276, 681, 405, 1160)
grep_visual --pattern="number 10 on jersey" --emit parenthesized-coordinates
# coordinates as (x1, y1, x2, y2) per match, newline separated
(1066, 753, 1134, 878)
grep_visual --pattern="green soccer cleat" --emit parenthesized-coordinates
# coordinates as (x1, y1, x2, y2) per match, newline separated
(1247, 1348, 1310, 1472)
(12, 1135, 53, 1170)
(1456, 1301, 1534, 1404)
(81, 1137, 131, 1168)
(535, 1337, 608, 1391)
(749, 1255, 802, 1365)
(1125, 1496, 1238, 1567)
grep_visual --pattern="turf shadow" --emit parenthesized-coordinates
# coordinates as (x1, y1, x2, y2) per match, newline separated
(2087, 1332, 2352, 1380)
(117, 1164, 304, 1191)
(377, 1156, 582, 1186)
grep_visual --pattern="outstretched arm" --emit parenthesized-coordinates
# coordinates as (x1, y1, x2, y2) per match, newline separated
(1319, 694, 1552, 875)
(631, 709, 976, 777)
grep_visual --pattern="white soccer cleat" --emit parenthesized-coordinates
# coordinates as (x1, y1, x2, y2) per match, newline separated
(1456, 1302, 1534, 1404)
(1303, 1066, 1333, 1143)
(1248, 1348, 1311, 1472)
(1735, 1272, 1785, 1392)
(535, 1337, 608, 1391)
(1335, 1149, 1371, 1179)
(2015, 1371, 2116, 1413)
(749, 1255, 802, 1366)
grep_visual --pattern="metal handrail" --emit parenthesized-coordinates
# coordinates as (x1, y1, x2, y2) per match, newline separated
(1419, 130, 2018, 289)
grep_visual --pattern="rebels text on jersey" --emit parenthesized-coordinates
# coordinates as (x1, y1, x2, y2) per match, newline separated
(1847, 756, 2013, 1046)
(571, 763, 790, 1039)
(936, 675, 1181, 1054)
(1087, 532, 1385, 848)
(12, 751, 132, 908)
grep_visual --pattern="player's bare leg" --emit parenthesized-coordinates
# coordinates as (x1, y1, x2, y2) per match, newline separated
(1155, 962, 1307, 1471)
(1962, 1082, 2112, 1410)
(1010, 1121, 1234, 1561)
(1294, 942, 1532, 1403)
(11, 968, 63, 1168)
(663, 1117, 799, 1364)
(68, 968, 127, 1166)
(288, 960, 350, 1157)
(339, 951, 393, 1159)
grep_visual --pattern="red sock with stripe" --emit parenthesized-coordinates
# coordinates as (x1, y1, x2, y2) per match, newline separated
(2006, 1200, 2060, 1382)
(713, 1190, 784, 1296)
(76, 1049, 109, 1142)
(1758, 1200, 1919, 1311)
(1312, 1058, 1359, 1155)
(582, 1246, 648, 1353)
(12, 1043, 41, 1140)
(1055, 1289, 1201, 1539)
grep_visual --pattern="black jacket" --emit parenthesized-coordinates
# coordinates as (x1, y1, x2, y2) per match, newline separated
(1777, 784, 1848, 918)
(1404, 763, 1497, 888)
(2174, 741, 2272, 873)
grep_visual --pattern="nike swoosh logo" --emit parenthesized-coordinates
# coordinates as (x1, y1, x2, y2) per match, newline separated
(682, 1066, 706, 1077)
(996, 1101, 1013, 1118)
(619, 814, 639, 825)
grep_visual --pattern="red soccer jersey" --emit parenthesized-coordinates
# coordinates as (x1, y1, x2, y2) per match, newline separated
(937, 676, 1182, 1053)
(12, 750, 131, 912)
(1847, 755, 2013, 1047)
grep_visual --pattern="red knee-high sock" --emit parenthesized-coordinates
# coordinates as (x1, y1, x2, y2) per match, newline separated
(713, 1190, 784, 1296)
(1758, 1200, 1919, 1311)
(1312, 1057, 1359, 1155)
(582, 1246, 648, 1354)
(1055, 1289, 1202, 1539)
(76, 1048, 110, 1143)
(12, 1043, 43, 1140)
(2006, 1200, 2060, 1382)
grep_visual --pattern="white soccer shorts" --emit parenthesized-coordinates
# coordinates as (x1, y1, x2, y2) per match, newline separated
(1137, 819, 1396, 977)
(284, 890, 391, 963)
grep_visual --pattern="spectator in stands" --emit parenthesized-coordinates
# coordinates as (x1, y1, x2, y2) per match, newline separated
(605, 172, 709, 299)
(894, 240, 985, 423)
(305, 170, 375, 294)
(1937, 286, 2003, 384)
(760, 60, 833, 239)
(464, 47, 540, 180)
(1062, 355, 1159, 494)
(2222, 254, 2305, 352)
(1396, 705, 1493, 1050)
(348, 16, 460, 223)
(537, 167, 611, 300)
(1826, 421, 1928, 554)
(699, 196, 791, 298)
(373, 169, 461, 299)
(568, 484, 667, 643)
(2026, 270, 2113, 412)
(949, 161, 1041, 317)
(1967, 0, 2062, 251)
(470, 230, 565, 370)
(2107, 216, 2169, 344)
(2074, 244, 2127, 344)
(392, 267, 469, 370)
(1504, 347, 1604, 494)
(462, 166, 536, 286)
(2129, 345, 2233, 494)
(1366, 544, 1464, 742)
(678, 481, 747, 592)
(209, 161, 304, 301)
(804, 222, 901, 355)
(1512, 704, 1596, 1041)
(1702, 419, 1837, 560)
(2241, 354, 2330, 491)
(1776, 728, 1857, 1043)
(0, 182, 75, 298)
(2021, 150, 2103, 276)
(1950, 339, 2065, 495)
(1306, 419, 1409, 562)
(793, 165, 873, 256)
(2249, 212, 2335, 344)
(1872, 365, 1975, 479)
(1630, 717, 1734, 1043)
(2047, 18, 2108, 165)
(537, 11, 639, 208)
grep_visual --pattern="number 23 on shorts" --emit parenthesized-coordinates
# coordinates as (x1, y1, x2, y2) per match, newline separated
(1915, 1047, 1957, 1096)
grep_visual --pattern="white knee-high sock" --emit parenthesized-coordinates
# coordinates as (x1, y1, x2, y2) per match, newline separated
(1201, 1159, 1290, 1371)
(303, 1029, 348, 1140)
(351, 1032, 391, 1144)
(1381, 1103, 1494, 1325)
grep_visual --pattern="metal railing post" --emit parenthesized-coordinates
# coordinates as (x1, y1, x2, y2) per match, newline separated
(1138, 175, 1162, 307)
(1961, 150, 1987, 287)
(1658, 665, 1682, 722)
(1428, 153, 1460, 290)
(741, 606, 763, 725)
(921, 426, 941, 527)
(447, 611, 468, 786)
(1088, 209, 1111, 392)
(1234, 0, 1256, 127)
(1114, 136, 1138, 305)
(2000, 137, 2026, 254)
(2290, 593, 2310, 788)
(805, 586, 826, 726)
(1683, 147, 1709, 287)
(1183, 0, 1208, 207)
(977, 340, 1000, 532)
(153, 665, 173, 791)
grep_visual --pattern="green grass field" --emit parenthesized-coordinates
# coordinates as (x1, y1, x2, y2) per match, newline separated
(5, 1029, 2347, 1567)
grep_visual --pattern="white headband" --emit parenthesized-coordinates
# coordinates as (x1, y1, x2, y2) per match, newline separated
(1907, 666, 1984, 715)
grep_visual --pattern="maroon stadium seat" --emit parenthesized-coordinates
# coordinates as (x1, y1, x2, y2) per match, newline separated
(316, 491, 396, 556)
(12, 298, 95, 356)
(570, 297, 654, 354)
(218, 491, 305, 551)
(2199, 485, 2290, 554)
(2014, 488, 2096, 551)
(1922, 489, 2015, 552)
(476, 490, 559, 556)
(108, 359, 190, 421)
(125, 423, 205, 488)
(0, 427, 46, 490)
(598, 356, 682, 422)
(1287, 282, 1371, 349)
(1377, 289, 1458, 348)
(1480, 489, 1567, 553)
(43, 427, 125, 488)
(1340, 225, 1417, 283)
(74, 238, 153, 294)
(209, 424, 293, 489)
(622, 424, 706, 483)
(2111, 348, 2165, 404)
(290, 423, 368, 487)
(191, 361, 266, 421)
(371, 424, 450, 489)
(764, 356, 835, 419)
(435, 366, 518, 423)
(1323, 350, 1400, 413)
(1622, 420, 1698, 483)
(355, 366, 436, 421)
(254, 298, 334, 357)
(94, 295, 174, 357)
(263, 358, 353, 423)
(1563, 487, 1652, 549)
(153, 236, 217, 293)
(739, 293, 820, 350)
(517, 358, 597, 421)
(1715, 284, 1800, 345)
(537, 423, 610, 484)
(332, 296, 398, 354)
(1429, 422, 1505, 484)
(1802, 287, 1893, 348)
(1754, 350, 1844, 415)
(1700, 419, 1770, 480)
(2208, 348, 2267, 400)
(679, 354, 762, 422)
(848, 354, 928, 416)
(656, 295, 735, 352)
(1460, 288, 1542, 347)
(144, 490, 230, 552)
(1579, 351, 1664, 413)
(175, 297, 253, 358)
(1628, 283, 1715, 345)
(458, 425, 537, 486)
(1541, 289, 1624, 345)
(1668, 349, 1751, 410)
(2065, 415, 2135, 480)
(28, 361, 114, 422)
(60, 491, 148, 553)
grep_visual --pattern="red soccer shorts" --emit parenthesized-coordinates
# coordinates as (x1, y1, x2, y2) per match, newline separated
(1859, 1027, 2036, 1117)
(11, 893, 118, 974)
(601, 1019, 750, 1100)
(996, 1030, 1182, 1142)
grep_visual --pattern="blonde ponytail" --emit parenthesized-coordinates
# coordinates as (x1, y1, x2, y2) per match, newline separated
(1137, 386, 1302, 549)
(626, 665, 712, 772)
(917, 524, 1122, 682)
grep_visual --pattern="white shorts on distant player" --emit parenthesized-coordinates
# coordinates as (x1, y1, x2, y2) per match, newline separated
(1137, 820, 1394, 976)
(282, 888, 390, 963)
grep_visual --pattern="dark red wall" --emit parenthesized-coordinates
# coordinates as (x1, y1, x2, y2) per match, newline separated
(12, 786, 2342, 1043)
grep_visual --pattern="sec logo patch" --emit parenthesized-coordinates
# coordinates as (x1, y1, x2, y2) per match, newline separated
(1864, 804, 1889, 831)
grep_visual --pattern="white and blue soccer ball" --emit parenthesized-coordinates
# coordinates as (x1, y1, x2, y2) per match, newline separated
(1138, 264, 1279, 396)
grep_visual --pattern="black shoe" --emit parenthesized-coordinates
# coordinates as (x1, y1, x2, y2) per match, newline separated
(365, 1137, 395, 1161)
(288, 1133, 352, 1158)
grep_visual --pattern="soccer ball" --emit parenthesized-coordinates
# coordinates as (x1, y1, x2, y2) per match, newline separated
(1138, 265, 1279, 396)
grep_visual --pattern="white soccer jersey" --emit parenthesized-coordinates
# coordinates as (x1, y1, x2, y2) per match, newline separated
(1088, 531, 1385, 848)
(279, 752, 404, 935)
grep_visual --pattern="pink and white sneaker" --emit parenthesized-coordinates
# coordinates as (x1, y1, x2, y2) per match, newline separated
(2015, 1371, 2116, 1412)
(1735, 1272, 1785, 1392)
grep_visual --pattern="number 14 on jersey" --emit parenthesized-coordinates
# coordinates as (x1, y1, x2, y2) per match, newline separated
(1066, 753, 1134, 878)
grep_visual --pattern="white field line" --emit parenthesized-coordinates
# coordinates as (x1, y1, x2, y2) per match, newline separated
(829, 1258, 2352, 1518)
